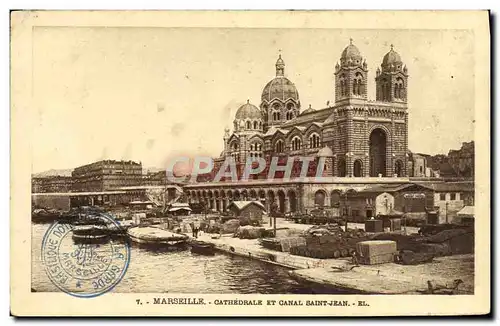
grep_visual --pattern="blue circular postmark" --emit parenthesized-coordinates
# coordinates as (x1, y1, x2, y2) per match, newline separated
(41, 212, 130, 298)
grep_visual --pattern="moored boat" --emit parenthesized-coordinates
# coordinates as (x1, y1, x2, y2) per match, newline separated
(72, 225, 110, 244)
(190, 240, 216, 255)
(127, 226, 189, 248)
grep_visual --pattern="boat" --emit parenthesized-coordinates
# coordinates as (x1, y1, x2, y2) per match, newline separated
(190, 240, 216, 255)
(72, 225, 110, 244)
(32, 208, 62, 224)
(127, 226, 189, 248)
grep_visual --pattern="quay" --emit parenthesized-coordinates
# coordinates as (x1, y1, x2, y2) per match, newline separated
(191, 231, 474, 295)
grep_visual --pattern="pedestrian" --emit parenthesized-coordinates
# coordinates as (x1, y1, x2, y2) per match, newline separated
(190, 222, 195, 237)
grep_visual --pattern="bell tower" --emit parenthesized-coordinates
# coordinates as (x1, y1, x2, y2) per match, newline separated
(335, 39, 368, 102)
(376, 44, 408, 103)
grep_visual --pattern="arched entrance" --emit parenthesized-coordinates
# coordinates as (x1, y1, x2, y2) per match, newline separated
(330, 191, 341, 207)
(277, 190, 286, 213)
(314, 190, 326, 207)
(369, 128, 387, 177)
(394, 160, 403, 177)
(353, 160, 363, 177)
(287, 190, 298, 212)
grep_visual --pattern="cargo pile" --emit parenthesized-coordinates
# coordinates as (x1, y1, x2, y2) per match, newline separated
(236, 226, 266, 239)
(259, 237, 307, 252)
(286, 225, 369, 259)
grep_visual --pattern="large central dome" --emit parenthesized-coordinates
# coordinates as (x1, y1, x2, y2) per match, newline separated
(261, 54, 299, 103)
(261, 77, 299, 102)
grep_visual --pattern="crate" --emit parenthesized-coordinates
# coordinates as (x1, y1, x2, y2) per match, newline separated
(356, 240, 397, 265)
(365, 219, 383, 233)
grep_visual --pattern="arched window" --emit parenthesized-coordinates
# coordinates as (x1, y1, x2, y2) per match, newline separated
(259, 122, 262, 129)
(395, 78, 404, 99)
(353, 160, 363, 177)
(286, 111, 294, 120)
(353, 79, 358, 95)
(291, 137, 302, 151)
(253, 121, 258, 129)
(246, 121, 251, 129)
(395, 160, 404, 177)
(277, 112, 281, 120)
(354, 73, 363, 96)
(338, 158, 346, 177)
(275, 140, 284, 153)
(309, 133, 320, 148)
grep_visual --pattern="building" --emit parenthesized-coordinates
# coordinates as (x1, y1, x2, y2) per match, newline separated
(168, 202, 192, 216)
(424, 181, 474, 224)
(186, 40, 411, 215)
(408, 152, 432, 177)
(71, 160, 143, 192)
(215, 41, 408, 179)
(448, 141, 474, 178)
(227, 201, 266, 222)
(340, 183, 435, 222)
(142, 170, 167, 186)
(31, 176, 73, 193)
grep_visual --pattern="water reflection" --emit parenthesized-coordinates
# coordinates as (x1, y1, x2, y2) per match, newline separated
(32, 223, 346, 294)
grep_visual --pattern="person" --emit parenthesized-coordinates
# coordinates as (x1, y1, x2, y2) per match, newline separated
(190, 222, 195, 237)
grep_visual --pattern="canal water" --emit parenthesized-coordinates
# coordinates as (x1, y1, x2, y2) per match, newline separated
(31, 223, 346, 294)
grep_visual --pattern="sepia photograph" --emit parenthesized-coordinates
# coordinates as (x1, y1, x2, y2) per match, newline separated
(10, 10, 490, 316)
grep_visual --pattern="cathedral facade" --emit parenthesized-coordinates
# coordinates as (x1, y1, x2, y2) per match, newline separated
(222, 40, 409, 178)
(185, 41, 411, 214)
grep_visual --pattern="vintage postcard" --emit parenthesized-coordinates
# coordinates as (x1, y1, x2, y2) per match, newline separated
(11, 10, 490, 316)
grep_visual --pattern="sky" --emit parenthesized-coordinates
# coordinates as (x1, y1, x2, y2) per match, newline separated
(31, 27, 475, 173)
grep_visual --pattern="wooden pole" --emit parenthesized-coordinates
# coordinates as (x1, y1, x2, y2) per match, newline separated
(273, 215, 277, 238)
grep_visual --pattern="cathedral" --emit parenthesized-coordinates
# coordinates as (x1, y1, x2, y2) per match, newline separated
(185, 40, 411, 214)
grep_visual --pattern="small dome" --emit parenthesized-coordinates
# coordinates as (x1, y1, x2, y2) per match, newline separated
(341, 44, 361, 61)
(302, 104, 315, 115)
(235, 101, 262, 120)
(340, 39, 362, 66)
(381, 45, 403, 72)
(383, 49, 402, 66)
(317, 146, 333, 157)
(261, 77, 299, 103)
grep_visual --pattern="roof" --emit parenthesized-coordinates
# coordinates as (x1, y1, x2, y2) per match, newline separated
(419, 182, 474, 192)
(280, 107, 334, 129)
(360, 183, 434, 194)
(457, 206, 474, 217)
(129, 201, 154, 205)
(168, 207, 192, 212)
(264, 126, 288, 137)
(227, 200, 265, 211)
(171, 202, 190, 208)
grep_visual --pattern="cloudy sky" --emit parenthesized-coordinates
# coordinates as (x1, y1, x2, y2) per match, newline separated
(31, 27, 474, 173)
